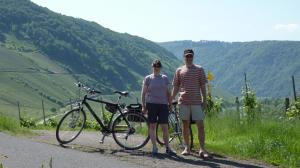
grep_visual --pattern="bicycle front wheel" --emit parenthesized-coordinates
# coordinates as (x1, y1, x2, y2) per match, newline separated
(112, 112, 149, 150)
(156, 112, 183, 146)
(56, 108, 86, 144)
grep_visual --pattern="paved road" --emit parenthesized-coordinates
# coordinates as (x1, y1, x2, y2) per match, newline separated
(0, 132, 146, 168)
(31, 131, 274, 168)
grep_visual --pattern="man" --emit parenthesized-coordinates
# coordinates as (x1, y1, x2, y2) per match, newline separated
(171, 49, 210, 158)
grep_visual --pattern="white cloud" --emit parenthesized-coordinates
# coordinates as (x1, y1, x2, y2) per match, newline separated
(274, 24, 299, 32)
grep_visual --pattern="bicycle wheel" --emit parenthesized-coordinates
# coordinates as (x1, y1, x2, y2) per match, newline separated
(112, 112, 149, 150)
(56, 108, 86, 144)
(156, 112, 183, 146)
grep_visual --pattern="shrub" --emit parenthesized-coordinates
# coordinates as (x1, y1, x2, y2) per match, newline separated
(286, 98, 300, 120)
(20, 117, 36, 128)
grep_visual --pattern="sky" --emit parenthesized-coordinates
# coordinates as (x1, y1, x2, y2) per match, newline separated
(30, 0, 300, 42)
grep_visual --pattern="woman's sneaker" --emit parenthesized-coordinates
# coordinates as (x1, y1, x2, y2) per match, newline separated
(152, 146, 158, 155)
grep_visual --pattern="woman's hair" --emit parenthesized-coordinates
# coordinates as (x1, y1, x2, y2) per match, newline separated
(151, 59, 162, 68)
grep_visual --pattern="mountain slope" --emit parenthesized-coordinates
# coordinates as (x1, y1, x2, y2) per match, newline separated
(159, 40, 300, 97)
(0, 0, 180, 92)
(0, 0, 181, 117)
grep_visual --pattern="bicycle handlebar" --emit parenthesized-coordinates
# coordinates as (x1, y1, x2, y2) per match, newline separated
(75, 82, 129, 97)
(75, 82, 102, 95)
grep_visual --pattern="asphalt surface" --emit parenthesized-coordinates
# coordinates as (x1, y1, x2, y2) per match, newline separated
(0, 132, 146, 168)
(0, 131, 275, 168)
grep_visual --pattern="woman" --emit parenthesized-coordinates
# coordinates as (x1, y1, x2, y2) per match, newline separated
(141, 59, 176, 155)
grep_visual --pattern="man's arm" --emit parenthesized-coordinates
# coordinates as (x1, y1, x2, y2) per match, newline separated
(200, 68, 207, 110)
(171, 69, 180, 101)
(171, 86, 179, 102)
(200, 84, 207, 110)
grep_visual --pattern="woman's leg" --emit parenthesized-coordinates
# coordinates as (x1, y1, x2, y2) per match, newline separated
(149, 123, 157, 149)
(160, 124, 169, 147)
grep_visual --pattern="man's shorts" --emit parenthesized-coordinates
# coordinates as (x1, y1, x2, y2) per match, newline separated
(178, 104, 205, 121)
(146, 103, 169, 124)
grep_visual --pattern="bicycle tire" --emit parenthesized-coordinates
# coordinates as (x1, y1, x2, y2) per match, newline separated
(56, 108, 86, 144)
(112, 112, 149, 150)
(156, 112, 183, 146)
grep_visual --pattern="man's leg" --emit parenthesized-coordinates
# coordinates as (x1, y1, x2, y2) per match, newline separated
(179, 104, 191, 155)
(181, 120, 191, 154)
(195, 120, 210, 157)
(195, 120, 205, 150)
(191, 105, 210, 157)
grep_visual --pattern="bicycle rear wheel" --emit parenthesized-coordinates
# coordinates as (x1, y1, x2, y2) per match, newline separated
(56, 108, 86, 144)
(156, 112, 183, 146)
(112, 112, 149, 150)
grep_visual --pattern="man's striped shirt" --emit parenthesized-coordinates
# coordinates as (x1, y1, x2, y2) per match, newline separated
(172, 64, 207, 105)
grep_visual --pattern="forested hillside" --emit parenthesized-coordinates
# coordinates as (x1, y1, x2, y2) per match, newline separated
(0, 0, 180, 117)
(160, 40, 300, 97)
(0, 0, 180, 92)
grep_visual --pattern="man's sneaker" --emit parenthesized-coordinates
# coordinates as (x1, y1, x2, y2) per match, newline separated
(152, 146, 158, 155)
(166, 147, 177, 155)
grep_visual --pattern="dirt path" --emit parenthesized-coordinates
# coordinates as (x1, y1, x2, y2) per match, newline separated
(29, 130, 275, 168)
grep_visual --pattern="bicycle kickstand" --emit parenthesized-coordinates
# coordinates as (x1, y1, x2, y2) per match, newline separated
(99, 132, 109, 144)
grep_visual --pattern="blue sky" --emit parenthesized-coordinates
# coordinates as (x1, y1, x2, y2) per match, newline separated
(30, 0, 300, 42)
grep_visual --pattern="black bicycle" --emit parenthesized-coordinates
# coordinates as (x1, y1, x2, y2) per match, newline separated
(56, 83, 149, 150)
(156, 101, 194, 148)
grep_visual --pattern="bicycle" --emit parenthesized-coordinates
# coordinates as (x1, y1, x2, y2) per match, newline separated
(156, 101, 194, 148)
(56, 83, 150, 150)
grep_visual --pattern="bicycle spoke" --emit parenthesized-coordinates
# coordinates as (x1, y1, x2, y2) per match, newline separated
(56, 109, 86, 144)
(112, 112, 149, 150)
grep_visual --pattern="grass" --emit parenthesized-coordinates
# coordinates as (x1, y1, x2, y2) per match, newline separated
(190, 112, 300, 167)
(0, 114, 31, 134)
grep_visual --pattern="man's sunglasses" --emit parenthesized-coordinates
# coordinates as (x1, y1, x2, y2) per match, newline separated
(185, 54, 193, 58)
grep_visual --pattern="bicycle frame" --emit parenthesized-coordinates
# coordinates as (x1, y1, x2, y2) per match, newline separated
(80, 95, 129, 133)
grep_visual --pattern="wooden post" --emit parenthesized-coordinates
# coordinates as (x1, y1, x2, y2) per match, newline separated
(244, 73, 248, 98)
(285, 98, 290, 112)
(17, 101, 21, 126)
(235, 97, 240, 121)
(292, 76, 297, 101)
(42, 99, 45, 125)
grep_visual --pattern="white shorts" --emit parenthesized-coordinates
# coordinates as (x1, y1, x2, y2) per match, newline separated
(179, 105, 205, 121)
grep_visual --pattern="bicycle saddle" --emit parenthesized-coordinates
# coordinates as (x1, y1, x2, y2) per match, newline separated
(114, 91, 129, 97)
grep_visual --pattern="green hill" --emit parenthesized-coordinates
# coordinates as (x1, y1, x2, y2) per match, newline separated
(0, 0, 181, 117)
(159, 40, 300, 97)
(0, 0, 180, 90)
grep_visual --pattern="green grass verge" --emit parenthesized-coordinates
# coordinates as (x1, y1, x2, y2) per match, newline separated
(190, 113, 300, 167)
(0, 114, 31, 134)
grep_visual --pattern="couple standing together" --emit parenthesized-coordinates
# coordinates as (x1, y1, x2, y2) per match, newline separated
(141, 49, 210, 158)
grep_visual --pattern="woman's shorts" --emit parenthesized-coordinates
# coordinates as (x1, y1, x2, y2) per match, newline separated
(146, 103, 169, 124)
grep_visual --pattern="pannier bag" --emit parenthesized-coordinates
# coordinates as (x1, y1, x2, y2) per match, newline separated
(126, 103, 144, 122)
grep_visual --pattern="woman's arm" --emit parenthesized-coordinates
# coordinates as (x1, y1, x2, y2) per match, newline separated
(141, 81, 148, 113)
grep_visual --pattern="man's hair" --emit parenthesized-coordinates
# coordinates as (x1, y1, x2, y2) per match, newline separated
(183, 49, 194, 56)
